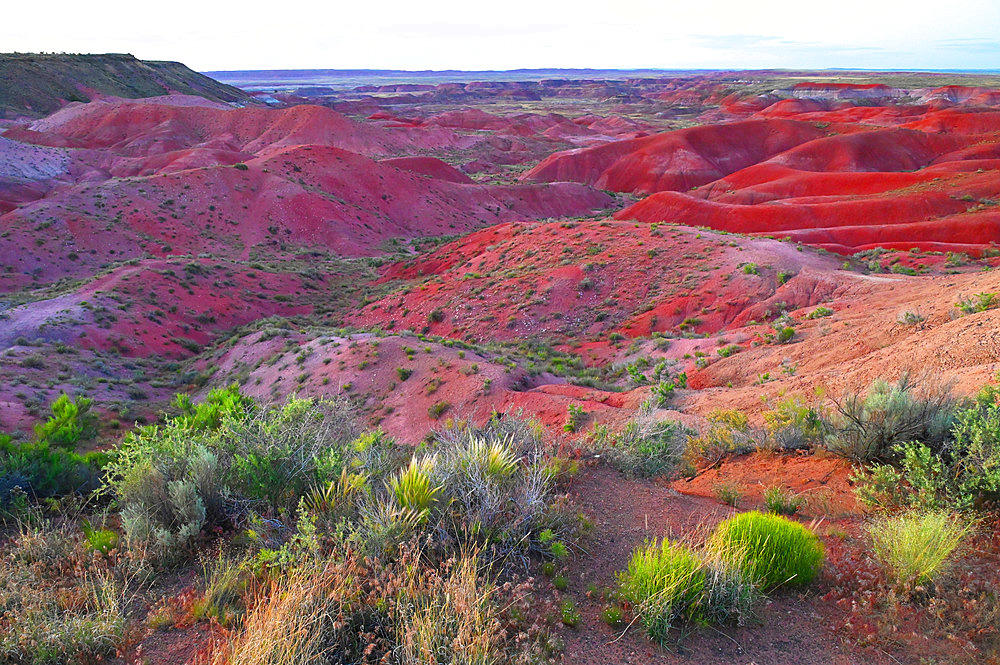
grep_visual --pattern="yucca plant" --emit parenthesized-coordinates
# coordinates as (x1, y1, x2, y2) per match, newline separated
(303, 468, 368, 523)
(868, 510, 970, 590)
(388, 456, 442, 522)
(462, 435, 521, 480)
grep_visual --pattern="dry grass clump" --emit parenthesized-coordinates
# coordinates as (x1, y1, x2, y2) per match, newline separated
(868, 510, 971, 590)
(0, 513, 145, 664)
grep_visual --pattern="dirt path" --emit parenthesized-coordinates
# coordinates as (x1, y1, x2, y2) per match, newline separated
(559, 465, 887, 665)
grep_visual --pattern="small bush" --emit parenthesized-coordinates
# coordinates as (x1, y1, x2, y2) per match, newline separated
(825, 375, 959, 463)
(955, 291, 997, 315)
(713, 483, 743, 507)
(707, 511, 824, 590)
(805, 306, 833, 319)
(762, 486, 804, 516)
(604, 406, 691, 478)
(428, 400, 450, 419)
(33, 393, 98, 450)
(560, 599, 581, 627)
(868, 510, 970, 589)
(685, 409, 756, 468)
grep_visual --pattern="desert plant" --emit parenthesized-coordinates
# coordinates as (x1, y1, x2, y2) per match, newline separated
(762, 486, 805, 516)
(825, 375, 960, 462)
(853, 394, 1000, 512)
(563, 403, 587, 433)
(604, 405, 691, 478)
(955, 291, 997, 315)
(707, 511, 824, 589)
(395, 554, 503, 664)
(33, 393, 98, 450)
(713, 483, 743, 507)
(388, 456, 442, 522)
(685, 409, 757, 468)
(867, 510, 970, 589)
(617, 539, 706, 643)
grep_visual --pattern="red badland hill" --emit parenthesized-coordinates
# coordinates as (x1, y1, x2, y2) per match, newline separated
(523, 99, 1000, 254)
(0, 99, 613, 292)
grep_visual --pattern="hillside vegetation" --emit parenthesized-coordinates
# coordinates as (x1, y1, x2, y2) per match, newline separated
(0, 53, 253, 117)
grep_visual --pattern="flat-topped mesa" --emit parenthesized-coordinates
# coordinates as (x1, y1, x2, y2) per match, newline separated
(0, 52, 254, 118)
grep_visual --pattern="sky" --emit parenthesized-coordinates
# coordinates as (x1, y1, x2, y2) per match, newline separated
(3, 0, 1000, 72)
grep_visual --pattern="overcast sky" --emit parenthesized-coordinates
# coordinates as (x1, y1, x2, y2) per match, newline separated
(4, 0, 1000, 72)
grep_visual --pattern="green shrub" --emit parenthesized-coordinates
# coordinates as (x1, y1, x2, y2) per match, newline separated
(685, 409, 755, 468)
(956, 291, 997, 315)
(421, 416, 566, 559)
(762, 486, 804, 516)
(707, 511, 824, 589)
(81, 519, 119, 555)
(868, 510, 970, 589)
(805, 306, 833, 319)
(428, 400, 450, 419)
(825, 375, 959, 463)
(33, 393, 98, 450)
(713, 483, 742, 507)
(853, 398, 1000, 512)
(563, 403, 586, 433)
(105, 390, 361, 558)
(604, 407, 691, 478)
(0, 438, 107, 502)
(762, 394, 825, 450)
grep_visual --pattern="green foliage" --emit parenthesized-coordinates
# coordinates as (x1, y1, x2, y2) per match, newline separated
(825, 375, 959, 463)
(617, 539, 706, 643)
(396, 366, 413, 381)
(741, 263, 759, 275)
(805, 306, 833, 319)
(105, 390, 361, 558)
(853, 398, 1000, 512)
(80, 519, 119, 555)
(563, 403, 587, 433)
(762, 486, 804, 516)
(868, 510, 970, 589)
(388, 457, 441, 522)
(707, 511, 824, 590)
(171, 384, 254, 432)
(0, 437, 107, 502)
(956, 291, 997, 315)
(713, 483, 742, 507)
(604, 406, 691, 478)
(762, 394, 825, 451)
(685, 409, 755, 468)
(717, 344, 741, 358)
(600, 604, 624, 627)
(191, 551, 252, 627)
(428, 400, 450, 419)
(33, 393, 97, 450)
(775, 326, 795, 344)
(560, 599, 581, 627)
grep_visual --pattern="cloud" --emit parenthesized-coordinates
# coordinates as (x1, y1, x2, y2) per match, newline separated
(687, 34, 887, 55)
(934, 38, 1000, 52)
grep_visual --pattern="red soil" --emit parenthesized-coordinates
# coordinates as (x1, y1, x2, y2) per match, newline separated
(349, 220, 848, 345)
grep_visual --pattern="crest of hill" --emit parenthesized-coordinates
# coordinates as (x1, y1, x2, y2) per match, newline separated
(0, 53, 253, 118)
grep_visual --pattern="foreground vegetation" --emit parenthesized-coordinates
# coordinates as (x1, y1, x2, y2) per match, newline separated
(1, 369, 998, 663)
